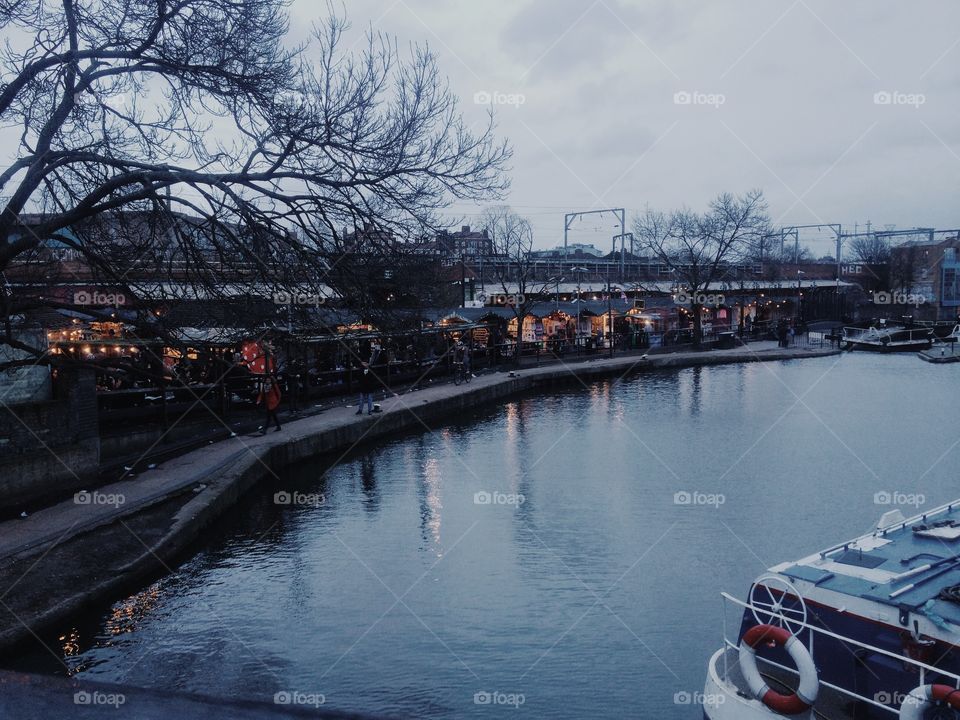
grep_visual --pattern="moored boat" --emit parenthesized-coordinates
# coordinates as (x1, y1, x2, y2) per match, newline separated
(918, 324, 960, 363)
(843, 324, 933, 352)
(704, 500, 960, 719)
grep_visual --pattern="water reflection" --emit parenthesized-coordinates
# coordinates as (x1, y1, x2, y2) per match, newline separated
(105, 583, 163, 637)
(679, 366, 704, 417)
(59, 628, 80, 661)
(421, 456, 443, 556)
(359, 455, 379, 512)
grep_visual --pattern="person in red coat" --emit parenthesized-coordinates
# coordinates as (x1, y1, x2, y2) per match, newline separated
(257, 376, 282, 434)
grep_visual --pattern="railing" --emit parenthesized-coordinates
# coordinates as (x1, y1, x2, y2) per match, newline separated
(843, 326, 933, 343)
(842, 326, 876, 340)
(818, 499, 960, 559)
(720, 591, 960, 716)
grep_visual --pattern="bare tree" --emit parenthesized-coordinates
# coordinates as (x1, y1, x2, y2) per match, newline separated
(634, 190, 770, 344)
(0, 1, 511, 370)
(849, 234, 891, 264)
(890, 244, 920, 293)
(479, 206, 551, 364)
(772, 244, 814, 264)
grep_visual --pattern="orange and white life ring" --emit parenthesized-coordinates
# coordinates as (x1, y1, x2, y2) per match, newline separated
(739, 624, 819, 715)
(899, 684, 960, 719)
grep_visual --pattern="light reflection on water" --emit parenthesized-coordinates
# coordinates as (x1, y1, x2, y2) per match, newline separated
(14, 354, 960, 718)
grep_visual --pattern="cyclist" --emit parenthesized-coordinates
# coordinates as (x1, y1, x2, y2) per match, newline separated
(453, 340, 471, 384)
(460, 341, 472, 377)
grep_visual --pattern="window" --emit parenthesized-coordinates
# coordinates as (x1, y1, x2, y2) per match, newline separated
(943, 267, 960, 306)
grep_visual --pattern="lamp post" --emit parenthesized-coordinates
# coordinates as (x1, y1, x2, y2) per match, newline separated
(796, 270, 804, 323)
(612, 232, 634, 282)
(572, 266, 588, 349)
(606, 277, 615, 359)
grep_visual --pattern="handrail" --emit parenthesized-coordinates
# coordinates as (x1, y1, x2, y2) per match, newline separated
(720, 592, 960, 716)
(723, 592, 960, 680)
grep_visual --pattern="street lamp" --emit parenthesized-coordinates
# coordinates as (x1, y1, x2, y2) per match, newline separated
(571, 266, 588, 302)
(796, 270, 805, 323)
(612, 232, 634, 282)
(571, 266, 588, 347)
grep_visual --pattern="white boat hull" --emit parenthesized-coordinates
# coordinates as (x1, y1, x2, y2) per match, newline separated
(703, 648, 815, 720)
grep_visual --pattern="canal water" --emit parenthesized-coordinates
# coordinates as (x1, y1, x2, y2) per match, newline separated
(13, 354, 960, 718)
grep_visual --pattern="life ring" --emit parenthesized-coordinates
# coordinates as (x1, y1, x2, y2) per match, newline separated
(899, 684, 960, 719)
(739, 624, 819, 715)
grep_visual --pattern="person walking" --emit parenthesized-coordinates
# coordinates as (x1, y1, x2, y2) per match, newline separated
(257, 375, 282, 434)
(287, 357, 303, 413)
(459, 340, 472, 375)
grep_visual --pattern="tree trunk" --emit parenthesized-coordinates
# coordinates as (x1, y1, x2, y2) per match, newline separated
(513, 310, 523, 367)
(692, 303, 703, 346)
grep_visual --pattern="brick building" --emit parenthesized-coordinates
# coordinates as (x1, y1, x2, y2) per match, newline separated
(890, 236, 960, 321)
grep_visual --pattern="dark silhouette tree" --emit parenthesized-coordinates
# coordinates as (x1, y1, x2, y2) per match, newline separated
(0, 1, 511, 370)
(634, 190, 770, 344)
(478, 206, 552, 364)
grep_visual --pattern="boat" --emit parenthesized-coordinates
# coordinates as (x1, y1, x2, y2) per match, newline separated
(917, 350, 960, 364)
(918, 325, 960, 363)
(940, 324, 960, 343)
(704, 499, 960, 719)
(843, 323, 933, 352)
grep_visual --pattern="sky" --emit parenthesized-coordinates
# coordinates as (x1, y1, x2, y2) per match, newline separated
(287, 0, 960, 253)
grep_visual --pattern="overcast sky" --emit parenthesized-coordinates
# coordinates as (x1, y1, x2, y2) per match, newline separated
(288, 0, 960, 253)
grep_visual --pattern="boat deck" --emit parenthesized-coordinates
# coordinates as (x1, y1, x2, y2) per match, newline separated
(775, 502, 960, 627)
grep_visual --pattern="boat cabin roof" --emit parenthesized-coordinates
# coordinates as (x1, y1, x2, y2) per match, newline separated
(774, 500, 960, 625)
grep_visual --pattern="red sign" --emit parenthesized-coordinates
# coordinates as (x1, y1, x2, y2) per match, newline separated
(242, 341, 275, 375)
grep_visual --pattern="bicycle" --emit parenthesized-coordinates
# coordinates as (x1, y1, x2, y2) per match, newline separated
(452, 361, 471, 385)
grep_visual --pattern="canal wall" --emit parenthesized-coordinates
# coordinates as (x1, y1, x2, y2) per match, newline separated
(0, 344, 840, 656)
(0, 668, 376, 719)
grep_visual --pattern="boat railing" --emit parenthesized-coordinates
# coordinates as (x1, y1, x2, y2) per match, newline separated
(896, 328, 934, 342)
(842, 326, 874, 339)
(817, 498, 960, 559)
(842, 326, 932, 343)
(720, 591, 960, 716)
